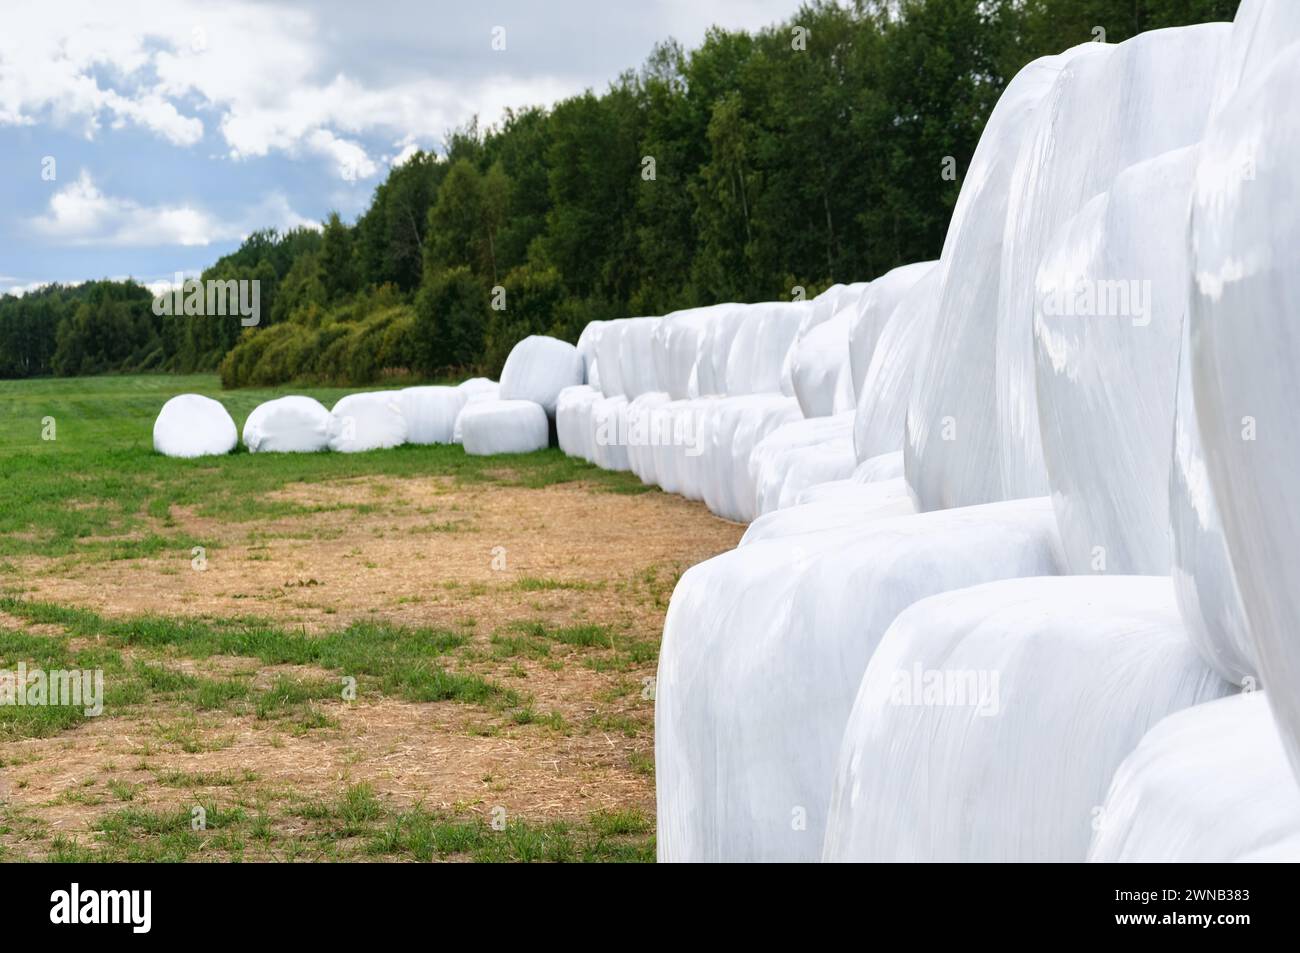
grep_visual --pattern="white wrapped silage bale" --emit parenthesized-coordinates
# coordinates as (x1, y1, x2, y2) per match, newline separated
(625, 391, 673, 486)
(1088, 692, 1300, 862)
(575, 320, 605, 387)
(398, 386, 465, 445)
(615, 317, 663, 401)
(853, 264, 939, 462)
(459, 399, 549, 456)
(242, 395, 336, 453)
(1189, 39, 1300, 779)
(656, 497, 1065, 861)
(905, 50, 1089, 511)
(153, 394, 238, 458)
(329, 391, 408, 453)
(848, 261, 935, 403)
(750, 413, 856, 516)
(498, 335, 584, 418)
(452, 380, 499, 443)
(556, 385, 601, 462)
(822, 576, 1231, 862)
(995, 24, 1227, 503)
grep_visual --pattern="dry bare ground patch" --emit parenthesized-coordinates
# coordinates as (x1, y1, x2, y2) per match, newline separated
(0, 476, 743, 861)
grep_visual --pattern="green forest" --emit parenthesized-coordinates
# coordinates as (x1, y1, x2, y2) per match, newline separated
(0, 0, 1239, 387)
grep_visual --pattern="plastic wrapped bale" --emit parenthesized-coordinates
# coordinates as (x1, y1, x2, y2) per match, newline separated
(329, 392, 408, 453)
(854, 266, 939, 462)
(648, 398, 710, 495)
(789, 309, 856, 418)
(398, 386, 465, 445)
(616, 317, 663, 401)
(656, 497, 1065, 861)
(1171, 323, 1255, 687)
(459, 399, 549, 456)
(653, 305, 725, 400)
(452, 380, 499, 443)
(693, 304, 763, 397)
(590, 395, 631, 471)
(243, 396, 336, 453)
(1190, 45, 1300, 778)
(576, 320, 605, 387)
(458, 377, 498, 398)
(723, 302, 811, 396)
(796, 452, 906, 505)
(498, 335, 584, 418)
(1088, 692, 1300, 862)
(1034, 148, 1197, 574)
(994, 24, 1227, 503)
(698, 394, 802, 522)
(785, 283, 869, 412)
(556, 385, 601, 462)
(906, 52, 1088, 511)
(823, 577, 1231, 862)
(153, 394, 238, 458)
(625, 391, 672, 486)
(848, 262, 934, 401)
(595, 319, 634, 397)
(750, 413, 856, 516)
(742, 478, 915, 546)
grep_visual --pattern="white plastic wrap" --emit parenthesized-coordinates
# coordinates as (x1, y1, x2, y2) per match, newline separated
(1170, 323, 1255, 686)
(653, 305, 722, 400)
(750, 413, 856, 516)
(329, 392, 408, 453)
(1189, 44, 1300, 779)
(556, 384, 601, 462)
(723, 302, 811, 396)
(995, 24, 1227, 502)
(575, 320, 605, 388)
(452, 380, 499, 443)
(1088, 692, 1300, 862)
(656, 497, 1065, 861)
(153, 394, 238, 458)
(694, 304, 762, 397)
(625, 391, 672, 486)
(906, 52, 1080, 511)
(789, 309, 856, 418)
(459, 399, 549, 456)
(457, 377, 498, 397)
(615, 317, 662, 400)
(242, 396, 335, 453)
(848, 262, 933, 401)
(853, 265, 939, 462)
(595, 320, 629, 397)
(398, 386, 465, 445)
(590, 395, 631, 471)
(697, 394, 803, 522)
(498, 335, 584, 417)
(823, 576, 1231, 862)
(741, 478, 915, 546)
(1034, 147, 1198, 574)
(794, 451, 906, 505)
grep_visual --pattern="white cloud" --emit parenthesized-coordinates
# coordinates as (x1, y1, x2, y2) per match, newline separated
(30, 170, 315, 247)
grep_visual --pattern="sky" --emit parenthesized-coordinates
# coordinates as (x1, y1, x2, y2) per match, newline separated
(0, 0, 799, 296)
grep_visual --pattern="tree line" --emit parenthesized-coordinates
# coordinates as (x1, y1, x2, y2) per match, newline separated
(0, 0, 1239, 386)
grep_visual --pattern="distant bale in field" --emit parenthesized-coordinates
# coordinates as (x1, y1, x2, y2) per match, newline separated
(242, 396, 335, 453)
(398, 386, 466, 445)
(153, 394, 238, 458)
(453, 378, 500, 443)
(498, 335, 584, 417)
(329, 392, 408, 453)
(459, 399, 549, 455)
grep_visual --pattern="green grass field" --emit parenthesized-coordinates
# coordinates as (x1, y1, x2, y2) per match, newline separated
(0, 373, 681, 863)
(0, 373, 646, 560)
